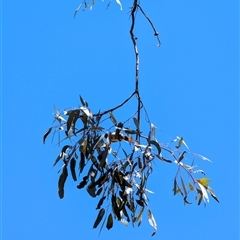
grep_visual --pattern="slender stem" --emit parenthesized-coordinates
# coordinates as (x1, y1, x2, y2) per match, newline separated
(93, 91, 137, 117)
(130, 0, 141, 141)
(137, 4, 161, 47)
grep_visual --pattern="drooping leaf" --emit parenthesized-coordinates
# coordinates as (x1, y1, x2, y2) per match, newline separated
(180, 176, 187, 196)
(148, 140, 161, 155)
(79, 95, 88, 107)
(77, 176, 88, 189)
(207, 186, 220, 203)
(74, 3, 82, 18)
(184, 196, 192, 205)
(194, 153, 212, 162)
(70, 158, 77, 181)
(80, 139, 87, 156)
(115, 122, 123, 140)
(155, 154, 172, 163)
(173, 178, 177, 195)
(115, 0, 122, 10)
(124, 128, 139, 134)
(111, 194, 121, 220)
(96, 187, 103, 196)
(189, 182, 195, 191)
(96, 196, 106, 210)
(93, 208, 105, 229)
(136, 199, 145, 207)
(43, 127, 52, 144)
(197, 189, 203, 205)
(53, 145, 70, 167)
(98, 147, 108, 168)
(87, 183, 96, 198)
(122, 205, 130, 222)
(193, 169, 206, 175)
(66, 110, 79, 136)
(53, 154, 61, 168)
(197, 178, 210, 188)
(175, 136, 189, 149)
(79, 151, 85, 173)
(197, 182, 209, 203)
(133, 117, 140, 132)
(106, 213, 113, 230)
(176, 137, 183, 148)
(178, 151, 186, 163)
(149, 123, 156, 141)
(134, 207, 144, 223)
(58, 165, 68, 199)
(148, 209, 157, 236)
(109, 111, 117, 125)
(80, 106, 92, 118)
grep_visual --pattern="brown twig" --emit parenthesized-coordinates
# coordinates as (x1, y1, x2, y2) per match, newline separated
(137, 4, 161, 47)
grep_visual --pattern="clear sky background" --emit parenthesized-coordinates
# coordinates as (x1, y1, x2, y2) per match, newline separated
(2, 1, 239, 239)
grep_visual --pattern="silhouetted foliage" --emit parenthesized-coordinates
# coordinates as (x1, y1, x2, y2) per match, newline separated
(44, 0, 219, 236)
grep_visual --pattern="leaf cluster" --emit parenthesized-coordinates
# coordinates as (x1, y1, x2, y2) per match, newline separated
(44, 97, 219, 236)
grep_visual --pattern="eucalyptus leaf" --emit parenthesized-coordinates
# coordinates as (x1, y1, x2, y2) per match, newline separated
(70, 158, 77, 181)
(106, 213, 113, 230)
(43, 127, 52, 144)
(93, 208, 105, 229)
(148, 140, 161, 155)
(58, 165, 68, 199)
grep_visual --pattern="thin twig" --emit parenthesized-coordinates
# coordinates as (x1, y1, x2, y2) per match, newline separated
(93, 91, 137, 117)
(130, 0, 141, 141)
(137, 4, 161, 47)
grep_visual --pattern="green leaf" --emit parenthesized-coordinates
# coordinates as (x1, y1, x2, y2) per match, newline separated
(96, 187, 103, 196)
(124, 128, 139, 134)
(180, 176, 187, 196)
(197, 178, 211, 188)
(66, 110, 79, 136)
(109, 111, 117, 125)
(197, 182, 209, 203)
(79, 95, 88, 107)
(70, 158, 77, 181)
(136, 199, 144, 207)
(176, 137, 183, 148)
(106, 213, 113, 230)
(79, 151, 85, 173)
(175, 136, 189, 149)
(148, 209, 157, 236)
(148, 140, 161, 155)
(43, 127, 52, 144)
(115, 122, 123, 140)
(173, 178, 177, 195)
(96, 196, 106, 210)
(197, 190, 203, 205)
(87, 183, 96, 198)
(207, 186, 220, 203)
(77, 176, 88, 189)
(134, 207, 144, 223)
(111, 194, 121, 220)
(133, 117, 140, 132)
(155, 154, 172, 163)
(53, 154, 61, 168)
(93, 208, 105, 229)
(98, 147, 108, 168)
(189, 182, 194, 191)
(53, 145, 70, 167)
(178, 151, 186, 163)
(58, 165, 68, 199)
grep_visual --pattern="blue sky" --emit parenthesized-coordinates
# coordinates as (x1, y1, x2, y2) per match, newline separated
(2, 1, 239, 239)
